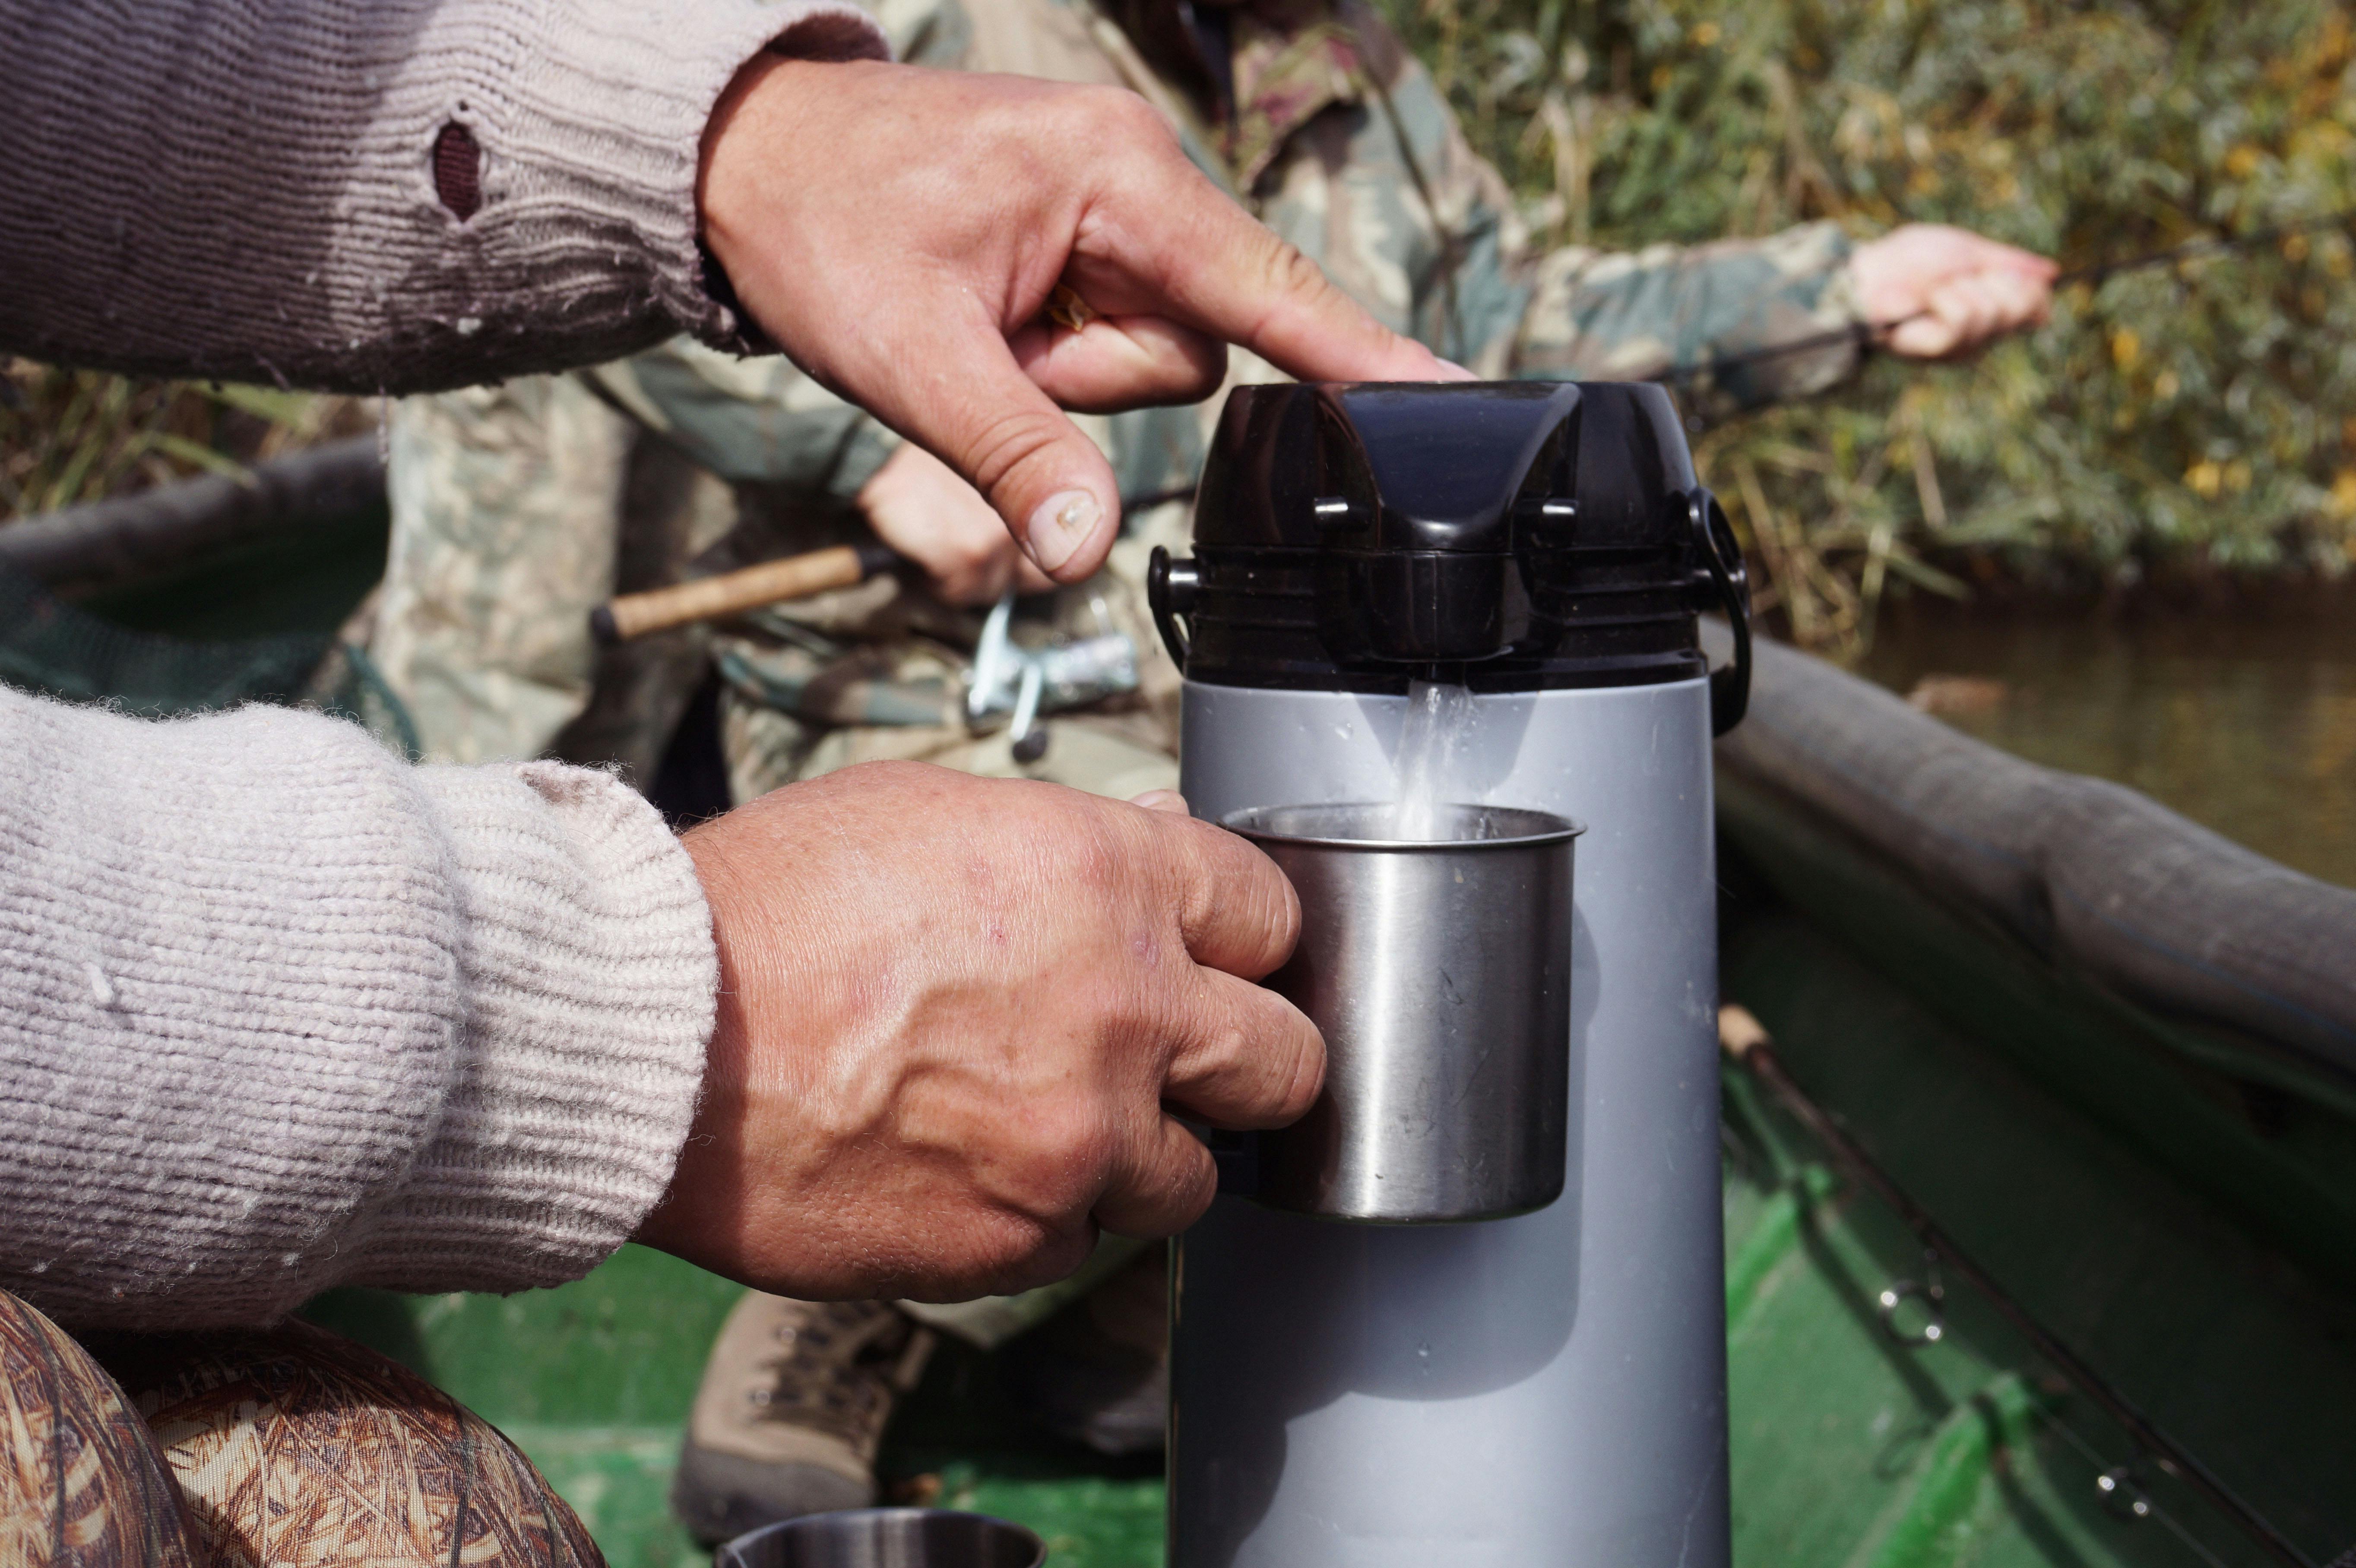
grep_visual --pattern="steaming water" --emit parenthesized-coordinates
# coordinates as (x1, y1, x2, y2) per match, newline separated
(1389, 679, 1478, 840)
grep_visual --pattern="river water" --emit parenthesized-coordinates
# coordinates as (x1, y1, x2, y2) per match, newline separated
(1857, 608, 2356, 891)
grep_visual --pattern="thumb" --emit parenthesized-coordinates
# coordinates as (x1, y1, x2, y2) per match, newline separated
(902, 332, 1125, 583)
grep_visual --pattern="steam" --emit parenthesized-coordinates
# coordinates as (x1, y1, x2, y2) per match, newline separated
(1389, 679, 1477, 841)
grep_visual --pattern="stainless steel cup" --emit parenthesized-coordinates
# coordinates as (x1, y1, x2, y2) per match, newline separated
(1222, 803, 1580, 1223)
(716, 1509, 1046, 1568)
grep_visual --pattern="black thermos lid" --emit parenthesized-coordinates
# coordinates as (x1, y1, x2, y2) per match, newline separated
(1148, 382, 1750, 716)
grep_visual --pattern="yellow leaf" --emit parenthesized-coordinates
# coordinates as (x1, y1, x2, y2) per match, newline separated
(2110, 327, 2141, 370)
(2330, 470, 2356, 519)
(2224, 143, 2264, 178)
(1690, 21, 1720, 46)
(2186, 460, 2223, 498)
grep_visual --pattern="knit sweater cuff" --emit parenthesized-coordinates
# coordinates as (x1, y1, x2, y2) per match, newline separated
(504, 0, 890, 355)
(345, 763, 716, 1293)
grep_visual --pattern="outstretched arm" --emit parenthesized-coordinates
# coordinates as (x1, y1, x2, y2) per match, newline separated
(1511, 222, 2052, 417)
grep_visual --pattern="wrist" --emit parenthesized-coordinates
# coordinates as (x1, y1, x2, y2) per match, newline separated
(635, 821, 755, 1263)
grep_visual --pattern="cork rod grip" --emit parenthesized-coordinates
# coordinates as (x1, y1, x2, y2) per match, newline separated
(590, 543, 896, 644)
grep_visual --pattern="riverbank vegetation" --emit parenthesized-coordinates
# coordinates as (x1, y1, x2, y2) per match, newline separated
(1381, 0, 2356, 652)
(0, 363, 358, 525)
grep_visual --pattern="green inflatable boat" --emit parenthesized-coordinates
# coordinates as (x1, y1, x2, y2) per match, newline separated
(6, 454, 2352, 1567)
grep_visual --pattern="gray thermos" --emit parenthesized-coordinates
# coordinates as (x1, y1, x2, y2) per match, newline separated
(1148, 380, 1751, 1567)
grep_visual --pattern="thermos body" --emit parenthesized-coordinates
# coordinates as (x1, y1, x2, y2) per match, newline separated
(1159, 380, 1744, 1567)
(1171, 675, 1729, 1568)
(1221, 803, 1580, 1223)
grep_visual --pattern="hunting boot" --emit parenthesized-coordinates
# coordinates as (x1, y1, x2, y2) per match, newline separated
(1003, 1245, 1168, 1456)
(670, 1293, 935, 1546)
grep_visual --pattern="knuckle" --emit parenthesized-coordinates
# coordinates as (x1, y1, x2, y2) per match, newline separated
(1257, 238, 1333, 304)
(1075, 83, 1166, 142)
(991, 1221, 1099, 1296)
(1193, 1011, 1254, 1078)
(1273, 1021, 1327, 1122)
(1134, 1141, 1218, 1234)
(1014, 1099, 1118, 1207)
(1263, 857, 1303, 953)
(960, 404, 1070, 499)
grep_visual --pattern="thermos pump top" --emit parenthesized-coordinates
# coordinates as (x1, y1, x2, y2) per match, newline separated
(1149, 379, 1751, 729)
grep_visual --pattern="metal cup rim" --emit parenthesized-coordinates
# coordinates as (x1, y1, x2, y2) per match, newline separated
(715, 1508, 1048, 1568)
(1220, 802, 1585, 851)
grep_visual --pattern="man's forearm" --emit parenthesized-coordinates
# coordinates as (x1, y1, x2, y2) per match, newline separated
(0, 689, 713, 1330)
(0, 0, 884, 394)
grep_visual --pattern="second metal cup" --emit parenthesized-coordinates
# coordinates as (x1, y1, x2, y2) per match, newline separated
(1221, 802, 1580, 1223)
(716, 1508, 1046, 1568)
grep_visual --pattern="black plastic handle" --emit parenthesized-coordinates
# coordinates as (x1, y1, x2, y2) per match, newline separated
(1146, 545, 1197, 669)
(1690, 488, 1752, 735)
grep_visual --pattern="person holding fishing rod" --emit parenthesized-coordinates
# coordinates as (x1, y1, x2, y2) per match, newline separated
(364, 0, 2057, 1540)
(0, 0, 1497, 1559)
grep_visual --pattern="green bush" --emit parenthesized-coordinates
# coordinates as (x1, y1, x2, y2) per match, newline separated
(1379, 0, 2356, 651)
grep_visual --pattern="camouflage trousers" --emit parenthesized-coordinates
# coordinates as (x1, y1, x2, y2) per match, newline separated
(0, 1290, 598, 1567)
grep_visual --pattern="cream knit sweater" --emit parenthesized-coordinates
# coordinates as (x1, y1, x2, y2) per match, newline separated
(0, 0, 891, 1329)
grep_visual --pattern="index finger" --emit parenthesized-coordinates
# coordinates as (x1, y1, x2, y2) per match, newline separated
(1129, 803, 1302, 978)
(1088, 146, 1472, 387)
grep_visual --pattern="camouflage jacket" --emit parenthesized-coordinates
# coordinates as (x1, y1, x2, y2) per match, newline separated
(375, 0, 1866, 769)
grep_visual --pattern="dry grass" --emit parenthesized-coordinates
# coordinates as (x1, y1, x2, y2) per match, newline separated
(0, 360, 364, 526)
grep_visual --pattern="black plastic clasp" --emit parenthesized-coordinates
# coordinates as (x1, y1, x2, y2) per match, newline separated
(1690, 487, 1751, 735)
(1147, 545, 1197, 669)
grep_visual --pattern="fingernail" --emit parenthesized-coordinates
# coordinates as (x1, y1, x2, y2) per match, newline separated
(1024, 490, 1102, 575)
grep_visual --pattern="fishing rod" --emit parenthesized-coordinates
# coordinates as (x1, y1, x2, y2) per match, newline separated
(1657, 206, 2356, 390)
(589, 484, 1202, 643)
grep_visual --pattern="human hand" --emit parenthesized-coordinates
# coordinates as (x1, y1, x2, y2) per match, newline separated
(858, 441, 1057, 606)
(698, 57, 1463, 585)
(636, 765, 1323, 1302)
(1849, 224, 2056, 360)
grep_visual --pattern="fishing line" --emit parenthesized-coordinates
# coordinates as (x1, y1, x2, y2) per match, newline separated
(1656, 206, 2356, 390)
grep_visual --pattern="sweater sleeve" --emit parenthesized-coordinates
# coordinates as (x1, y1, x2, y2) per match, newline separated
(0, 0, 887, 395)
(0, 688, 716, 1331)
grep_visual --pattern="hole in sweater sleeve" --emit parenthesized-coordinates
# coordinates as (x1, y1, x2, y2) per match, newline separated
(434, 122, 482, 221)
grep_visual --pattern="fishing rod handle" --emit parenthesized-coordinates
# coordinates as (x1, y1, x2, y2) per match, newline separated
(591, 541, 897, 645)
